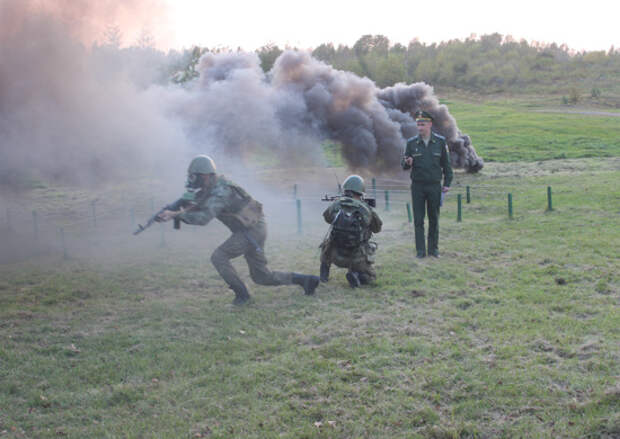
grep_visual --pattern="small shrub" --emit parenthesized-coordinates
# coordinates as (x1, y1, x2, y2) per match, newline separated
(568, 88, 580, 104)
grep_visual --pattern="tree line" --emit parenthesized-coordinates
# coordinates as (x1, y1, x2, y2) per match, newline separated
(256, 34, 620, 106)
(164, 33, 619, 106)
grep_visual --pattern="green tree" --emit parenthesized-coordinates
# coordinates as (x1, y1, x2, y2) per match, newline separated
(256, 44, 283, 72)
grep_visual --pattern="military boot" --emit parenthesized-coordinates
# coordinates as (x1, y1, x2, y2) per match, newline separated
(320, 263, 330, 283)
(292, 273, 320, 296)
(357, 272, 370, 285)
(346, 271, 361, 288)
(231, 284, 251, 305)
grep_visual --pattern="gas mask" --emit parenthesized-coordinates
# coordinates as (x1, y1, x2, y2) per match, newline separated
(186, 172, 202, 190)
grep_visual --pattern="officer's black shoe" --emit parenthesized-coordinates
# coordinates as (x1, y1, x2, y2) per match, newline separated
(346, 271, 361, 288)
(292, 273, 320, 295)
(320, 263, 330, 283)
(429, 251, 440, 258)
(416, 252, 426, 259)
(231, 284, 251, 306)
(358, 273, 370, 285)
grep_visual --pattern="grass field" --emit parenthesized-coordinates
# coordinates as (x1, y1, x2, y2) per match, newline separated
(444, 99, 620, 163)
(1, 100, 619, 438)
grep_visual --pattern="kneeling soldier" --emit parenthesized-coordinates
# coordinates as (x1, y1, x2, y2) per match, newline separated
(319, 175, 382, 288)
(157, 155, 319, 305)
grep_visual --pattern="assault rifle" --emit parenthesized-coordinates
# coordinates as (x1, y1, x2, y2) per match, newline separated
(133, 192, 197, 235)
(321, 194, 376, 208)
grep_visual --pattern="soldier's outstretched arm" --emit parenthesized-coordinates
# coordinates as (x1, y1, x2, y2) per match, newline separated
(177, 208, 213, 226)
(177, 183, 231, 226)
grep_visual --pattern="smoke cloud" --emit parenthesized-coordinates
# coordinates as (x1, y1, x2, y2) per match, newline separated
(378, 83, 484, 171)
(175, 50, 483, 175)
(0, 0, 482, 189)
(0, 0, 188, 186)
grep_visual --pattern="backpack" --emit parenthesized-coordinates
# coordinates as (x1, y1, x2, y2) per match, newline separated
(330, 208, 365, 249)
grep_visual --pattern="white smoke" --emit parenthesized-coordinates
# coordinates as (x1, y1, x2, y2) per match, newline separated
(0, 0, 482, 189)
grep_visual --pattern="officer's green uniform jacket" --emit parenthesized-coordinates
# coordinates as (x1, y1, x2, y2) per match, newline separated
(401, 132, 453, 256)
(401, 132, 453, 187)
(320, 197, 382, 280)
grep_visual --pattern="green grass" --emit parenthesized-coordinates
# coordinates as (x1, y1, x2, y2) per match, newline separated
(444, 99, 620, 162)
(1, 158, 618, 438)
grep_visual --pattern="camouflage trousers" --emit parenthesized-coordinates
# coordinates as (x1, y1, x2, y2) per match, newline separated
(211, 219, 293, 292)
(320, 238, 377, 281)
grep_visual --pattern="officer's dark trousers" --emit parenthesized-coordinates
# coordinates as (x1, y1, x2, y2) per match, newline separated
(411, 181, 441, 256)
(210, 219, 292, 292)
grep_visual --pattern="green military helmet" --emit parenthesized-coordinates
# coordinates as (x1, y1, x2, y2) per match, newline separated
(188, 155, 217, 175)
(343, 175, 365, 195)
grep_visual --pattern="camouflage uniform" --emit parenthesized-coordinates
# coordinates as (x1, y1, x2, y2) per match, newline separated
(320, 197, 382, 283)
(178, 176, 310, 300)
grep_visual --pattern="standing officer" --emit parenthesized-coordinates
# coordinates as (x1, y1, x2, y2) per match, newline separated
(157, 155, 320, 305)
(402, 111, 453, 258)
(319, 175, 382, 287)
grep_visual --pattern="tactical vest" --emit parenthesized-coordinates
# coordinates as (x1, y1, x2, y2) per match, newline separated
(202, 177, 263, 230)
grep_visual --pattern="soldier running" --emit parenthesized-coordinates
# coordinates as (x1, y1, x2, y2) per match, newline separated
(157, 155, 320, 305)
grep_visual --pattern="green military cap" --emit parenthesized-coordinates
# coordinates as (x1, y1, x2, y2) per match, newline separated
(414, 110, 433, 122)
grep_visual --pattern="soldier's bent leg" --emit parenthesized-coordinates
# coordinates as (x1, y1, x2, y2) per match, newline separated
(345, 271, 361, 288)
(411, 184, 427, 257)
(319, 237, 333, 282)
(245, 226, 318, 295)
(211, 232, 252, 303)
(426, 183, 442, 256)
(320, 262, 330, 283)
(245, 245, 293, 286)
(350, 259, 376, 285)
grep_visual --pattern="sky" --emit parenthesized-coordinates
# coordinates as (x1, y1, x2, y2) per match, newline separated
(161, 0, 620, 52)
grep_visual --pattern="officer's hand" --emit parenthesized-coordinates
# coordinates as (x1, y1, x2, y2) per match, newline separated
(442, 186, 450, 193)
(404, 157, 413, 166)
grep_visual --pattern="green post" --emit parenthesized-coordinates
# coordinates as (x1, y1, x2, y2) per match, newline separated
(296, 199, 302, 235)
(372, 178, 377, 200)
(293, 184, 298, 199)
(32, 210, 39, 241)
(406, 202, 412, 223)
(91, 200, 97, 228)
(457, 194, 462, 222)
(60, 227, 68, 260)
(384, 190, 390, 211)
(466, 186, 471, 203)
(547, 186, 553, 211)
(508, 193, 513, 219)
